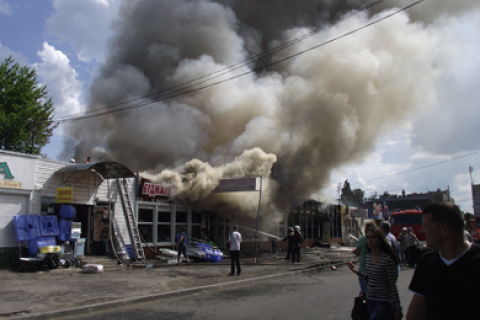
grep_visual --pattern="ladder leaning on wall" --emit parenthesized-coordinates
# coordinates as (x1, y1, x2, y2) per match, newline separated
(116, 177, 145, 264)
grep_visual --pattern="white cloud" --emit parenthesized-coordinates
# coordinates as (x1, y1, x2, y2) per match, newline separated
(46, 0, 121, 63)
(33, 42, 84, 123)
(412, 10, 480, 155)
(0, 0, 12, 15)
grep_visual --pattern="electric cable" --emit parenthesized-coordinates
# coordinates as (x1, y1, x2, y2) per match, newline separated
(350, 150, 480, 185)
(55, 0, 425, 123)
(55, 0, 391, 121)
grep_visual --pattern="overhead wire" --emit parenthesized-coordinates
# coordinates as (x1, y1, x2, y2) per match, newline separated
(55, 0, 426, 123)
(348, 150, 480, 186)
(54, 0, 391, 121)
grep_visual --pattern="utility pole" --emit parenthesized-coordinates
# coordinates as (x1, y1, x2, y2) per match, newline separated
(469, 167, 475, 215)
(255, 176, 263, 263)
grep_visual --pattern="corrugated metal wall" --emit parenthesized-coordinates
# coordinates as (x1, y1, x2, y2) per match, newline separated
(36, 159, 98, 204)
(96, 177, 137, 245)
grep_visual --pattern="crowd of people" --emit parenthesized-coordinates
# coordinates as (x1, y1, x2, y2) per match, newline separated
(172, 202, 479, 319)
(349, 202, 480, 320)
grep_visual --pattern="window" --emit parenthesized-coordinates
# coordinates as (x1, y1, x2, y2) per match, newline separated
(191, 211, 202, 223)
(138, 208, 153, 222)
(158, 210, 171, 223)
(157, 225, 171, 242)
(139, 225, 153, 243)
(391, 214, 423, 226)
(138, 208, 154, 243)
(157, 209, 172, 243)
(176, 211, 187, 223)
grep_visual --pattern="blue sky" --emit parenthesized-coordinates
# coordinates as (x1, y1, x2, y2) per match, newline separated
(1, 0, 480, 213)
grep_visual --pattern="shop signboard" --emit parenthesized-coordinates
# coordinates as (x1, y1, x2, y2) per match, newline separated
(214, 178, 257, 192)
(140, 180, 172, 198)
(351, 208, 368, 218)
(56, 187, 73, 203)
(0, 155, 35, 190)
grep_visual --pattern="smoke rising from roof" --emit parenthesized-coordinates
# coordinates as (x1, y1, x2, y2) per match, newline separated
(64, 0, 478, 219)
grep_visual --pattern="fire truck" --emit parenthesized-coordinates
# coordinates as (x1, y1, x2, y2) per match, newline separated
(390, 209, 428, 252)
(469, 216, 480, 242)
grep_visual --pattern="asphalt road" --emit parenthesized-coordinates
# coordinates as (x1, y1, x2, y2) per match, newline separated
(54, 266, 415, 320)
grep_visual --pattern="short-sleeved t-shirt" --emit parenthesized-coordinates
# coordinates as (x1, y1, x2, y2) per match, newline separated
(409, 243, 480, 319)
(229, 231, 242, 251)
(356, 236, 369, 272)
(176, 232, 188, 246)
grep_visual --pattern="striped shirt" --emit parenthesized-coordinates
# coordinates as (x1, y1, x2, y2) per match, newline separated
(362, 254, 401, 311)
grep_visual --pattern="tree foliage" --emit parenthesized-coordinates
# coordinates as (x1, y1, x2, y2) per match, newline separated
(341, 180, 365, 205)
(0, 56, 57, 154)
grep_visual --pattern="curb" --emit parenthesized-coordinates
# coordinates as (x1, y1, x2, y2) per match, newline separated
(7, 260, 352, 320)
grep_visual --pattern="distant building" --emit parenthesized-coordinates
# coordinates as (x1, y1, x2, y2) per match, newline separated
(365, 189, 454, 214)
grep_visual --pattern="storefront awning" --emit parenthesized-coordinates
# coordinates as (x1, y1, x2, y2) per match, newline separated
(56, 161, 135, 184)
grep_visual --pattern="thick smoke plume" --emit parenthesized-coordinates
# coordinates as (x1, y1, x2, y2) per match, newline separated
(64, 0, 479, 222)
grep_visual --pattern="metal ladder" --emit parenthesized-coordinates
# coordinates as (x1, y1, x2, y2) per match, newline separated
(117, 177, 145, 264)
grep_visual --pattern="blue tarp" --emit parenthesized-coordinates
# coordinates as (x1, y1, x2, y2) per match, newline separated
(13, 215, 41, 242)
(59, 205, 76, 219)
(39, 216, 59, 237)
(28, 237, 56, 255)
(196, 243, 223, 263)
(58, 219, 72, 241)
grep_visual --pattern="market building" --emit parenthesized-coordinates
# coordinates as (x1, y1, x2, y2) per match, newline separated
(0, 150, 140, 267)
(1, 149, 365, 267)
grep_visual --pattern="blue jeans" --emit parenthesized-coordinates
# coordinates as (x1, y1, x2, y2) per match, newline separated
(366, 300, 393, 320)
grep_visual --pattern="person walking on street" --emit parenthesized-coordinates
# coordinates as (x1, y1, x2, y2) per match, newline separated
(281, 227, 294, 260)
(291, 225, 303, 263)
(404, 227, 420, 268)
(380, 221, 401, 276)
(351, 222, 375, 293)
(176, 226, 190, 266)
(406, 203, 480, 320)
(348, 226, 403, 320)
(397, 227, 407, 265)
(228, 225, 242, 276)
(464, 227, 474, 243)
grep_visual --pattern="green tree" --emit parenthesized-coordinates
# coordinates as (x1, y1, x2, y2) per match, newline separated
(341, 180, 365, 205)
(352, 188, 365, 204)
(381, 191, 391, 198)
(0, 56, 57, 154)
(341, 180, 353, 199)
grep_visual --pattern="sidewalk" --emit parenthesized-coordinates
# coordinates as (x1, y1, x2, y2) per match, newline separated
(0, 246, 356, 319)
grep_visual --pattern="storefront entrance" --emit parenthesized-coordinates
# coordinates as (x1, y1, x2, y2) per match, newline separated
(45, 203, 112, 256)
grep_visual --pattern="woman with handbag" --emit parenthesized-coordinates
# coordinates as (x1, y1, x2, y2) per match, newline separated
(348, 226, 403, 320)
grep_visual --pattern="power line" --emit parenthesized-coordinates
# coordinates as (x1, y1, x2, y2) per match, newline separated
(55, 0, 426, 123)
(54, 0, 391, 121)
(58, 0, 393, 121)
(349, 150, 480, 186)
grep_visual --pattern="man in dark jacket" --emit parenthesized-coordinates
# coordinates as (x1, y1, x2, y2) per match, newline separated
(291, 226, 303, 263)
(282, 227, 294, 260)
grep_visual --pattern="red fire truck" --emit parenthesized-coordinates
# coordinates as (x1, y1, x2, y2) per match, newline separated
(469, 216, 480, 242)
(390, 209, 428, 251)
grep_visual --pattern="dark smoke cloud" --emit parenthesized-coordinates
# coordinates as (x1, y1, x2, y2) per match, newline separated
(64, 0, 479, 219)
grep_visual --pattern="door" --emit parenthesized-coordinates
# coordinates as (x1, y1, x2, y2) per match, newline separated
(0, 193, 29, 247)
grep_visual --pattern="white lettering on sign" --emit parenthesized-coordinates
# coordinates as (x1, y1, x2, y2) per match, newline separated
(142, 183, 171, 197)
(214, 178, 257, 192)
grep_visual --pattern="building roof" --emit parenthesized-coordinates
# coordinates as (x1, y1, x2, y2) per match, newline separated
(56, 161, 135, 182)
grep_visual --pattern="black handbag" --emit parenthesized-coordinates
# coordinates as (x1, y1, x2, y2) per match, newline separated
(351, 292, 369, 320)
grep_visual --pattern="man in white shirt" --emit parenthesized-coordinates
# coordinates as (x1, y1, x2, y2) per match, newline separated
(228, 225, 242, 276)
